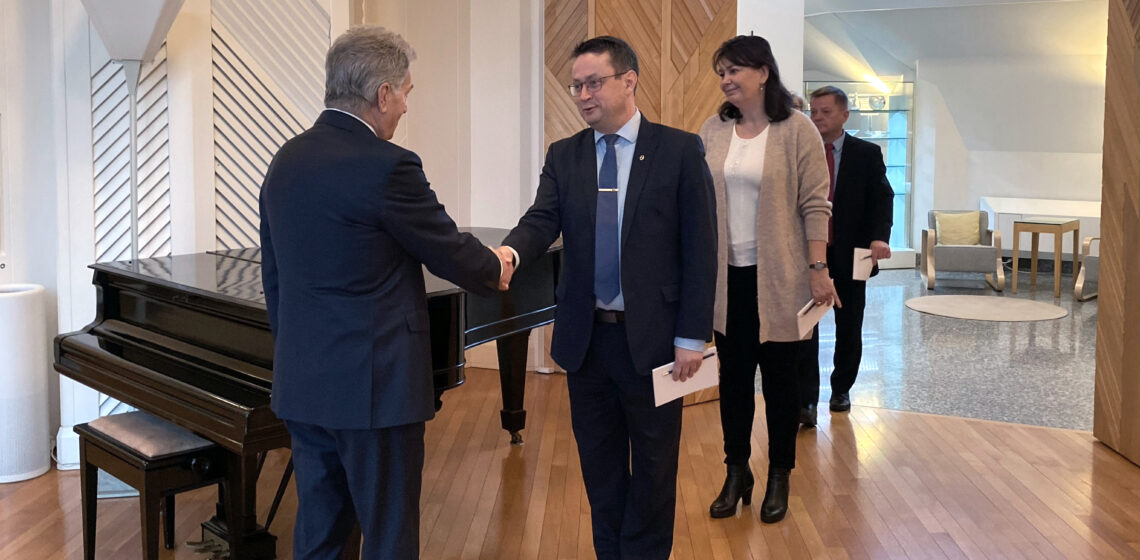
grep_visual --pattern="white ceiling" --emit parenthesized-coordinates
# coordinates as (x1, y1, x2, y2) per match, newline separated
(804, 0, 1108, 80)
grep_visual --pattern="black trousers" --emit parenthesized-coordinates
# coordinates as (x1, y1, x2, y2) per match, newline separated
(715, 265, 802, 470)
(285, 419, 425, 560)
(568, 320, 683, 560)
(800, 265, 868, 405)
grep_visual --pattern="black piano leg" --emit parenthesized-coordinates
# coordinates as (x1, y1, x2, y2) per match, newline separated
(202, 453, 277, 559)
(496, 329, 531, 445)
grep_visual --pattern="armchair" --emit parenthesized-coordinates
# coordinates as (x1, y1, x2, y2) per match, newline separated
(921, 210, 1005, 291)
(1074, 236, 1099, 301)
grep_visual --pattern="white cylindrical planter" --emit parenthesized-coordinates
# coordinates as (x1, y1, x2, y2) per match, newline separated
(0, 284, 51, 483)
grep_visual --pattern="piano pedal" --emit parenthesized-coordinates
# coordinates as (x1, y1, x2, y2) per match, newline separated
(200, 518, 277, 559)
(188, 530, 229, 556)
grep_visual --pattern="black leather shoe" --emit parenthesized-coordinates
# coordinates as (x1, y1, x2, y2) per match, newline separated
(830, 392, 851, 412)
(799, 403, 817, 428)
(709, 464, 754, 518)
(760, 467, 791, 523)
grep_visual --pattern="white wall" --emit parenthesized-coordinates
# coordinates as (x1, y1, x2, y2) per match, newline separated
(468, 0, 543, 228)
(363, 0, 541, 227)
(740, 0, 806, 97)
(965, 151, 1102, 204)
(1, 0, 68, 461)
(911, 55, 1105, 247)
(913, 68, 968, 246)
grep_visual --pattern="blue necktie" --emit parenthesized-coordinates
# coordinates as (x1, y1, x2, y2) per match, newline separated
(595, 134, 621, 304)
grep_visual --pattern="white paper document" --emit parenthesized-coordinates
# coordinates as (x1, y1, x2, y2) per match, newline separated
(796, 299, 832, 339)
(853, 247, 874, 281)
(651, 347, 719, 407)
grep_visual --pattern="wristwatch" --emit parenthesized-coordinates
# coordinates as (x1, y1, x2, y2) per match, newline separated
(808, 261, 828, 271)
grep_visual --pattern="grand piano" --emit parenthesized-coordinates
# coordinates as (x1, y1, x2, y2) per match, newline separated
(54, 228, 561, 559)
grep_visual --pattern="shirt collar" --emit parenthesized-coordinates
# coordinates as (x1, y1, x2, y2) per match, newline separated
(594, 110, 642, 146)
(828, 132, 846, 153)
(324, 108, 378, 137)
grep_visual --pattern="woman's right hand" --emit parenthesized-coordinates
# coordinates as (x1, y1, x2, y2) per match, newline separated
(809, 269, 842, 309)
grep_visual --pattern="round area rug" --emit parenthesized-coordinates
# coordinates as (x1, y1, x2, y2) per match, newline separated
(904, 295, 1067, 321)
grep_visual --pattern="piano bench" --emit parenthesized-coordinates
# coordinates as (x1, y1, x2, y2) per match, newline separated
(74, 411, 228, 560)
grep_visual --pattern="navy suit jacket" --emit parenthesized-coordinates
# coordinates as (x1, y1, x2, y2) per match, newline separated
(503, 116, 717, 375)
(831, 133, 894, 281)
(260, 110, 500, 430)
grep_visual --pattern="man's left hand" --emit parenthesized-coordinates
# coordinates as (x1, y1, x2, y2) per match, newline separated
(672, 347, 703, 382)
(870, 240, 891, 264)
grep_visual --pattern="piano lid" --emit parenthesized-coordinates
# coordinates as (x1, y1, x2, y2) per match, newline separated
(93, 227, 560, 308)
(95, 252, 269, 306)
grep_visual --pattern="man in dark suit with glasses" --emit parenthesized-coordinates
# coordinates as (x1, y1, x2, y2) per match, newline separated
(498, 36, 716, 560)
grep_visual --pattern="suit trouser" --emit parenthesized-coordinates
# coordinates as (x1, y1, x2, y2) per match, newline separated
(800, 273, 868, 405)
(715, 265, 802, 470)
(567, 320, 683, 560)
(285, 419, 425, 560)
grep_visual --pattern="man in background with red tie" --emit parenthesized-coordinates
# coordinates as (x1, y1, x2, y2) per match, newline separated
(799, 86, 894, 424)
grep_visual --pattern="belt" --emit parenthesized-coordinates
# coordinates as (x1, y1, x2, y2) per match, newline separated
(594, 309, 625, 323)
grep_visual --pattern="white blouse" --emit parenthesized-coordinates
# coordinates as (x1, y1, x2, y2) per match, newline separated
(723, 124, 768, 266)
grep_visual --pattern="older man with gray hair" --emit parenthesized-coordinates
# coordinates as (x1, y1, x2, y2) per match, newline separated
(259, 25, 511, 559)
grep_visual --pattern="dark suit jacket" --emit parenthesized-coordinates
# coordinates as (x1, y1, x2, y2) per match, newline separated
(830, 133, 894, 281)
(260, 110, 500, 430)
(503, 116, 717, 374)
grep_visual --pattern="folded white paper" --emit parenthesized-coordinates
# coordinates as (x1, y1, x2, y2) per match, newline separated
(796, 299, 832, 339)
(651, 347, 719, 407)
(853, 247, 874, 281)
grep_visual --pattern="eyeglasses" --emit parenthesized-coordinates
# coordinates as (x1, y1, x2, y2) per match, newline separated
(568, 70, 630, 97)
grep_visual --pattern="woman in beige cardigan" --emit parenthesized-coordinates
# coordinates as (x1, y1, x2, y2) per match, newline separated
(698, 35, 838, 524)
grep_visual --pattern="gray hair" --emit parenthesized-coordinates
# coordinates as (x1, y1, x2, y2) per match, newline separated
(324, 25, 416, 115)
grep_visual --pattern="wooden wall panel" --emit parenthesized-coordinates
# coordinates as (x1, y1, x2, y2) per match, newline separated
(1094, 0, 1140, 466)
(544, 0, 736, 146)
(671, 0, 735, 133)
(596, 0, 664, 122)
(544, 0, 588, 148)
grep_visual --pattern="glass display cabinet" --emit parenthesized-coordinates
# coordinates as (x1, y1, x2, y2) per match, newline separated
(803, 81, 914, 249)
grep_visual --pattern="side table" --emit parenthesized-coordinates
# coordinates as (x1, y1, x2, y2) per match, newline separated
(1012, 217, 1080, 298)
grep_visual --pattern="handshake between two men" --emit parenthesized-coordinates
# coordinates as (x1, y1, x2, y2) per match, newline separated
(492, 245, 518, 291)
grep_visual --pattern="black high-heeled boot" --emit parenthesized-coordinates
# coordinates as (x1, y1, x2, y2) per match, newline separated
(760, 467, 791, 523)
(709, 464, 754, 518)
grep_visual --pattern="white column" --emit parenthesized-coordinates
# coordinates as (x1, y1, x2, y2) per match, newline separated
(329, 0, 353, 38)
(468, 0, 542, 228)
(54, 0, 102, 469)
(167, 0, 216, 255)
(738, 0, 805, 96)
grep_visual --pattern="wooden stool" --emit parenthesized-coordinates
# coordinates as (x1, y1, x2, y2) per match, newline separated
(75, 411, 227, 560)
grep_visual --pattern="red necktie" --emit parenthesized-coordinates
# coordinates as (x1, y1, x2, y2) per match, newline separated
(825, 142, 836, 245)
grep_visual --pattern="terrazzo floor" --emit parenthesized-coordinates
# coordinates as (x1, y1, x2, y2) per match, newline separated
(806, 267, 1097, 430)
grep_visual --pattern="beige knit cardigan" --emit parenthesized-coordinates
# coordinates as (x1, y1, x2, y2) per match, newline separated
(698, 110, 831, 343)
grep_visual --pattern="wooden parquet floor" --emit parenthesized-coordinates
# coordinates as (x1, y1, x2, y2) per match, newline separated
(3, 367, 1140, 559)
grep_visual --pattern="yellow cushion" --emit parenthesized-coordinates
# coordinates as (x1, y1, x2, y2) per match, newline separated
(934, 211, 981, 245)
